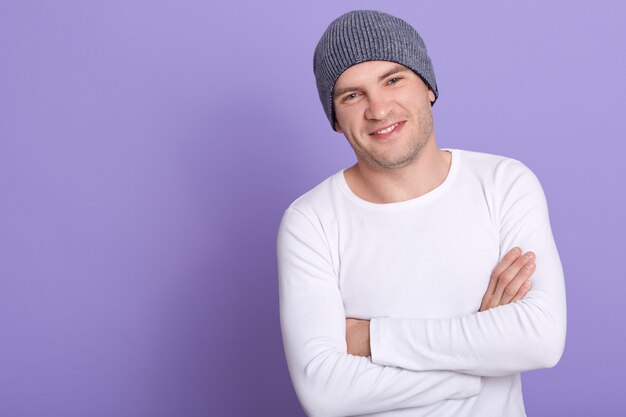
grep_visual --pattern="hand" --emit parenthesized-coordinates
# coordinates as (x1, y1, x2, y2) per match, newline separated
(480, 247, 536, 312)
(345, 318, 371, 357)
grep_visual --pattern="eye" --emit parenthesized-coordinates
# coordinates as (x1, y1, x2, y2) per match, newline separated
(388, 77, 402, 85)
(343, 92, 359, 102)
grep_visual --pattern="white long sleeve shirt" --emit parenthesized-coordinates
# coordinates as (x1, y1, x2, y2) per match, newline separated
(277, 148, 566, 417)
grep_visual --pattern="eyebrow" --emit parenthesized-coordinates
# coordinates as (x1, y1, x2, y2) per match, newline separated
(333, 64, 409, 99)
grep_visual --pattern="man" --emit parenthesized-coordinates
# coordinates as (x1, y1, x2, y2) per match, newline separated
(277, 9, 566, 417)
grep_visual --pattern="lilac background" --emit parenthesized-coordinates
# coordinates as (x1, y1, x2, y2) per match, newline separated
(1, 0, 625, 416)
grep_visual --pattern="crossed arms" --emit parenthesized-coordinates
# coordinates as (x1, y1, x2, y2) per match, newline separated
(345, 246, 538, 358)
(278, 207, 482, 416)
(277, 160, 566, 416)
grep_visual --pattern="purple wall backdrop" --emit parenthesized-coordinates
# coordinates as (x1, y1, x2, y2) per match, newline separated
(1, 1, 624, 416)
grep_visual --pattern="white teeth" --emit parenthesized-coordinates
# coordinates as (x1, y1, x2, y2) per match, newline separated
(375, 123, 398, 134)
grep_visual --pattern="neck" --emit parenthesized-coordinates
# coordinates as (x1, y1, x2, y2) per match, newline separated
(344, 140, 452, 204)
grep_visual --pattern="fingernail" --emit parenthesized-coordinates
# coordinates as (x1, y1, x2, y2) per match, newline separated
(525, 252, 535, 261)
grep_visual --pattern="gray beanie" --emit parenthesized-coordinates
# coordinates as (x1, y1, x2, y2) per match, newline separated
(313, 10, 438, 131)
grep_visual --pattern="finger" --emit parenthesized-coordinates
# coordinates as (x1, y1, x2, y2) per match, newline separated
(500, 261, 535, 304)
(484, 251, 528, 309)
(492, 252, 534, 305)
(511, 280, 532, 303)
(484, 247, 522, 298)
(480, 247, 523, 311)
(491, 247, 522, 280)
(490, 251, 535, 308)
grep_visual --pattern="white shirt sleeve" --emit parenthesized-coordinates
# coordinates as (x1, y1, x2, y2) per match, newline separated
(277, 207, 482, 417)
(369, 159, 567, 377)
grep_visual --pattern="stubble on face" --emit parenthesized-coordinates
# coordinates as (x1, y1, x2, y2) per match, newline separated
(347, 99, 435, 170)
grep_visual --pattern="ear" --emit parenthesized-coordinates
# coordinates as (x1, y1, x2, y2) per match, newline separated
(428, 88, 436, 104)
(334, 120, 343, 133)
(428, 88, 437, 104)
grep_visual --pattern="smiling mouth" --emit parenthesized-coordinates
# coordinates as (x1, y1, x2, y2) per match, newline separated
(373, 123, 399, 135)
(369, 121, 405, 137)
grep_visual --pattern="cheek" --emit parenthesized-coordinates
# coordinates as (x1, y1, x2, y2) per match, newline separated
(336, 107, 362, 131)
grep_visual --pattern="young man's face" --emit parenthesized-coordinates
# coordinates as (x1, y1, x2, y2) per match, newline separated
(333, 60, 436, 170)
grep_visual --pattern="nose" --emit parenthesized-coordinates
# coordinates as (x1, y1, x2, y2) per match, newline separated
(364, 91, 392, 120)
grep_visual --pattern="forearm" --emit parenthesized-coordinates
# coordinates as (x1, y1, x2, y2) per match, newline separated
(284, 333, 481, 416)
(281, 297, 481, 416)
(278, 208, 482, 416)
(370, 162, 567, 377)
(370, 290, 565, 377)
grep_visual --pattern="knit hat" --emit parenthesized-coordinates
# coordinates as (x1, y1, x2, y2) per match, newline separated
(313, 10, 438, 131)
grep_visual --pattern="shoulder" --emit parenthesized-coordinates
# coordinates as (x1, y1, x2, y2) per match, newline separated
(456, 148, 530, 174)
(278, 170, 344, 232)
(453, 148, 547, 215)
(455, 148, 540, 186)
(284, 171, 343, 218)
